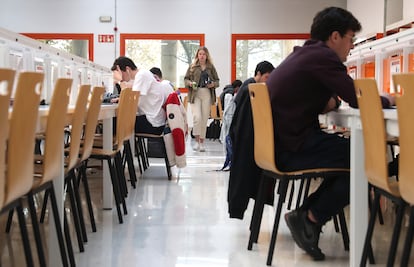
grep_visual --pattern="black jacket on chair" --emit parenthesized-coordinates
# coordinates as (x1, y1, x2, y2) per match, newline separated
(227, 80, 275, 219)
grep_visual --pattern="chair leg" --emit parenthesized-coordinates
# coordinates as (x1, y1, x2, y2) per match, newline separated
(142, 137, 149, 168)
(266, 178, 289, 266)
(39, 189, 50, 223)
(134, 136, 144, 174)
(386, 201, 405, 267)
(5, 209, 14, 233)
(368, 184, 384, 225)
(303, 178, 311, 202)
(115, 152, 128, 215)
(66, 175, 85, 252)
(333, 214, 340, 233)
(79, 162, 97, 232)
(360, 190, 380, 267)
(294, 179, 305, 209)
(337, 209, 350, 251)
(137, 136, 148, 170)
(286, 180, 295, 210)
(63, 211, 76, 267)
(49, 184, 70, 267)
(69, 169, 88, 243)
(124, 140, 137, 188)
(401, 206, 414, 267)
(115, 152, 128, 199)
(248, 174, 268, 250)
(108, 158, 124, 224)
(27, 193, 47, 267)
(368, 243, 376, 264)
(16, 201, 34, 267)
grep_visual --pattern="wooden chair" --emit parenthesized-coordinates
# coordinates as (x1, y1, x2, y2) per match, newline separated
(183, 95, 188, 110)
(28, 78, 73, 267)
(0, 68, 15, 210)
(134, 93, 172, 179)
(88, 88, 135, 223)
(1, 71, 43, 267)
(354, 78, 406, 267)
(74, 86, 105, 234)
(394, 73, 414, 267)
(134, 132, 172, 180)
(247, 83, 349, 266)
(120, 90, 140, 188)
(92, 90, 139, 188)
(62, 84, 91, 254)
(39, 86, 106, 231)
(210, 96, 223, 120)
(37, 84, 91, 255)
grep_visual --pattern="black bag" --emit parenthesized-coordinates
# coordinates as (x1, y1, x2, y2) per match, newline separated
(206, 119, 221, 140)
(147, 138, 166, 158)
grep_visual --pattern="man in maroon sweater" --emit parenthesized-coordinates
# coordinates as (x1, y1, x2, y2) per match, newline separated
(267, 7, 394, 261)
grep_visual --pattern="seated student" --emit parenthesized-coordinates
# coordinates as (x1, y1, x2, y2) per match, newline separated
(111, 56, 173, 135)
(266, 7, 395, 260)
(103, 83, 121, 103)
(219, 79, 242, 111)
(150, 66, 176, 91)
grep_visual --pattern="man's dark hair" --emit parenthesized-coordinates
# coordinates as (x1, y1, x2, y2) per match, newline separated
(311, 7, 362, 41)
(231, 79, 242, 88)
(254, 61, 275, 76)
(111, 56, 137, 71)
(149, 67, 163, 79)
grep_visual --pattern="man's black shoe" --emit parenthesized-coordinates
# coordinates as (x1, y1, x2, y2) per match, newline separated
(285, 209, 325, 261)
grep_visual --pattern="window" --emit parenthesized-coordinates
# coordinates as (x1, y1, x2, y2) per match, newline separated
(232, 34, 309, 81)
(120, 34, 204, 89)
(21, 33, 94, 61)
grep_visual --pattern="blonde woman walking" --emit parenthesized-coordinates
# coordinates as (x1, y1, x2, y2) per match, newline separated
(184, 46, 220, 152)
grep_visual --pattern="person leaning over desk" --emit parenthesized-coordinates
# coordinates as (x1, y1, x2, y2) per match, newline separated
(266, 6, 395, 261)
(111, 56, 173, 135)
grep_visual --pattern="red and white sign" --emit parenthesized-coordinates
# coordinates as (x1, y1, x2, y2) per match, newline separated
(98, 34, 114, 43)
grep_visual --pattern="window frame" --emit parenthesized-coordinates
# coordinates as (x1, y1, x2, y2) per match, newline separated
(20, 33, 94, 61)
(120, 33, 205, 91)
(231, 33, 310, 81)
(119, 33, 205, 55)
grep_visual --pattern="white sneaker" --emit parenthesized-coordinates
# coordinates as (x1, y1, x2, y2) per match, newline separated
(193, 142, 200, 151)
(199, 143, 206, 152)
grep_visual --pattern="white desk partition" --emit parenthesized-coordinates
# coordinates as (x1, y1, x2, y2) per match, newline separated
(0, 26, 112, 105)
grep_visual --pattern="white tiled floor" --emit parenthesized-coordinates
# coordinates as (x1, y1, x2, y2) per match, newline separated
(0, 138, 412, 266)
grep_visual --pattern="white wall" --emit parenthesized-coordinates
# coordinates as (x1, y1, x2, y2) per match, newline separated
(348, 0, 414, 38)
(0, 0, 348, 86)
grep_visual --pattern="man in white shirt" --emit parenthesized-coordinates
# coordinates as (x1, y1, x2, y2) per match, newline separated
(111, 56, 173, 135)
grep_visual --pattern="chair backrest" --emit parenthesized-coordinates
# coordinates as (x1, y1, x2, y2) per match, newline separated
(5, 72, 44, 205)
(354, 78, 398, 195)
(210, 97, 223, 120)
(40, 78, 72, 185)
(80, 86, 105, 161)
(124, 90, 140, 141)
(248, 83, 279, 174)
(0, 68, 15, 207)
(115, 88, 133, 148)
(392, 73, 414, 95)
(66, 84, 91, 171)
(183, 95, 188, 110)
(394, 73, 414, 204)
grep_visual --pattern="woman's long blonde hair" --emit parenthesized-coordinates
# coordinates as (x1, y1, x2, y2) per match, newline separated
(192, 46, 214, 67)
